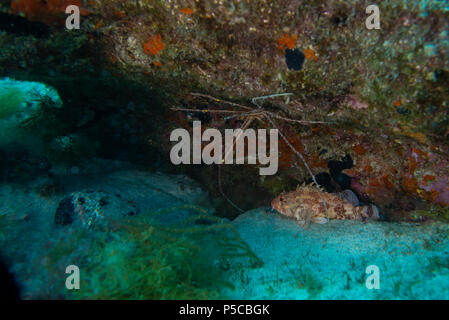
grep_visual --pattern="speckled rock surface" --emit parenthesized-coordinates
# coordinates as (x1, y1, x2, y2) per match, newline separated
(0, 159, 213, 298)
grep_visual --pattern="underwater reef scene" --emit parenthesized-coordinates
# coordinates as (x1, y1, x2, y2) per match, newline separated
(0, 0, 449, 300)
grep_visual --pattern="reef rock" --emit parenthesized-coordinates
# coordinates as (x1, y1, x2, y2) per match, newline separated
(0, 78, 62, 153)
(54, 190, 138, 229)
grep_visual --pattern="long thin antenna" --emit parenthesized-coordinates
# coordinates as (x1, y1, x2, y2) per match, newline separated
(264, 115, 330, 222)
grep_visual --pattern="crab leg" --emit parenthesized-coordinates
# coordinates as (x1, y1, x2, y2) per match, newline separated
(263, 113, 330, 222)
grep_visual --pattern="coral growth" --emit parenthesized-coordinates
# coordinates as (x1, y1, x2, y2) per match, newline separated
(180, 8, 194, 15)
(10, 0, 89, 26)
(277, 33, 298, 52)
(143, 34, 165, 55)
(0, 0, 448, 221)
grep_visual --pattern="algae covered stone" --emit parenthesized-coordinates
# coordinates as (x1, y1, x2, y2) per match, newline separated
(0, 78, 61, 121)
(0, 78, 62, 152)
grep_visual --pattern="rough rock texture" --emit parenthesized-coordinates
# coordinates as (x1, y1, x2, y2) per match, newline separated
(0, 1, 448, 219)
(0, 159, 214, 298)
(54, 190, 138, 229)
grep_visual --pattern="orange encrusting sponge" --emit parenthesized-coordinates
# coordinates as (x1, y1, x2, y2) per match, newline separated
(11, 0, 90, 26)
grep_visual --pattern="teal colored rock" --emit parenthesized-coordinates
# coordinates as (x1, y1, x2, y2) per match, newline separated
(0, 78, 61, 121)
(424, 43, 439, 57)
(0, 78, 62, 151)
